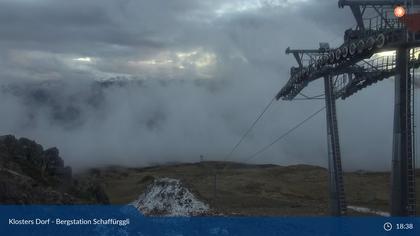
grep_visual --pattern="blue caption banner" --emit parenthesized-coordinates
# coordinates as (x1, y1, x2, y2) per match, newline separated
(0, 205, 419, 236)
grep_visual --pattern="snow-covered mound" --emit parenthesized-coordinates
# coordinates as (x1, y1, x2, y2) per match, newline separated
(132, 178, 209, 216)
(348, 205, 390, 216)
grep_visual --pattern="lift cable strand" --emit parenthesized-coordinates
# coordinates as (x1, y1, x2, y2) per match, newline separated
(222, 106, 326, 172)
(243, 106, 326, 163)
(222, 96, 276, 162)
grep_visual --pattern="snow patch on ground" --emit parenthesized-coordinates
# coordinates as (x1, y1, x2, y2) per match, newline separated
(348, 205, 390, 216)
(132, 178, 209, 216)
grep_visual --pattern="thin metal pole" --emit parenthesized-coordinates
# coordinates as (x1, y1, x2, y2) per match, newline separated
(213, 173, 217, 207)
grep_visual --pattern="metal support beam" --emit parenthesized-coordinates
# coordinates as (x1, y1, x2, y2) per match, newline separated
(391, 48, 416, 216)
(350, 5, 365, 30)
(293, 52, 303, 68)
(324, 76, 347, 216)
(285, 46, 330, 68)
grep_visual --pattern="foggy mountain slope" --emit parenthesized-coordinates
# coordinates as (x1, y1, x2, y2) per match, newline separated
(0, 78, 239, 168)
(0, 77, 324, 169)
(0, 77, 418, 171)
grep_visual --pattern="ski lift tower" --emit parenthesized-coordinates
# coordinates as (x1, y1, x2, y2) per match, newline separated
(276, 0, 420, 216)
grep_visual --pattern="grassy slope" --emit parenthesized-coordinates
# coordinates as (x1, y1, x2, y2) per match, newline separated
(78, 162, 420, 216)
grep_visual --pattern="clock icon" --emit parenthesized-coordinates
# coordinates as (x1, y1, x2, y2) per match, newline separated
(384, 222, 393, 231)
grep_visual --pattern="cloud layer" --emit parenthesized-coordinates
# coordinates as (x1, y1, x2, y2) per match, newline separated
(0, 0, 418, 171)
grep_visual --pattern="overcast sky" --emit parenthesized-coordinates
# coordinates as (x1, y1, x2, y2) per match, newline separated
(0, 0, 356, 80)
(0, 0, 418, 170)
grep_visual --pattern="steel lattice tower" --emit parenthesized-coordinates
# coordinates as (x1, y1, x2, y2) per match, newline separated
(276, 0, 420, 216)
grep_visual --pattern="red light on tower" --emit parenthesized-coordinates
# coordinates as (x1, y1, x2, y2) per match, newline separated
(394, 5, 406, 18)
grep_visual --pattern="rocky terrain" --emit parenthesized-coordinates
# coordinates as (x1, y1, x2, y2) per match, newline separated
(0, 135, 109, 204)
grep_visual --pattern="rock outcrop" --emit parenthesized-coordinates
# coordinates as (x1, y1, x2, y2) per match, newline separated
(0, 135, 109, 204)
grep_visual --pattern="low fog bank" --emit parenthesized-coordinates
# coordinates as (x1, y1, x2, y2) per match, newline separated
(0, 76, 418, 171)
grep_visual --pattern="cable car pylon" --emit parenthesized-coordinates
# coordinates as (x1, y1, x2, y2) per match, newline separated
(276, 0, 420, 216)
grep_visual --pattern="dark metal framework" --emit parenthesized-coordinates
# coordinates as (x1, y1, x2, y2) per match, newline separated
(276, 0, 420, 216)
